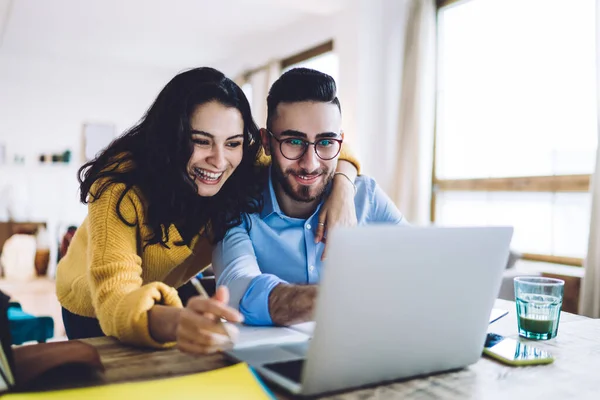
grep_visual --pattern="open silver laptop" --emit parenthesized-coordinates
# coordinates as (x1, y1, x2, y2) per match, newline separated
(227, 226, 513, 396)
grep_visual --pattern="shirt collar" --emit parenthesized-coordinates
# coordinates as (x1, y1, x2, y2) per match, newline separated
(260, 168, 283, 219)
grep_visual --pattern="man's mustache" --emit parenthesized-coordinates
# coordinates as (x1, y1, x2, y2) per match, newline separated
(283, 168, 325, 176)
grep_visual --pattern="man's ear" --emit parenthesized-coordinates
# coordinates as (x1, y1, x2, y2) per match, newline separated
(340, 130, 345, 141)
(260, 128, 271, 156)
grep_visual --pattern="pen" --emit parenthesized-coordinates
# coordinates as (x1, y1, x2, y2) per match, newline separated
(189, 277, 233, 341)
(190, 276, 209, 298)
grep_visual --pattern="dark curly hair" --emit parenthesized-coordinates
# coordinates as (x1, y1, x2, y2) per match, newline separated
(78, 67, 264, 246)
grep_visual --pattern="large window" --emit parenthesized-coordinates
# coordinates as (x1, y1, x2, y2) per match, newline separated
(281, 41, 339, 85)
(237, 41, 338, 130)
(434, 0, 597, 266)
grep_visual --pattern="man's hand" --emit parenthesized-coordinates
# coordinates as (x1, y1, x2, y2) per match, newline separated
(176, 286, 243, 355)
(269, 283, 318, 326)
(316, 171, 358, 260)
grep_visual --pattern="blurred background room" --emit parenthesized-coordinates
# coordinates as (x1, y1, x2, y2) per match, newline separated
(0, 0, 598, 343)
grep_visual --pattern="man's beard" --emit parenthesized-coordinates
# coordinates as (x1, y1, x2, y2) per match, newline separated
(272, 162, 334, 203)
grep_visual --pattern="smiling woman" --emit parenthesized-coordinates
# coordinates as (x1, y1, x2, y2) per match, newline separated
(53, 67, 361, 355)
(187, 102, 245, 197)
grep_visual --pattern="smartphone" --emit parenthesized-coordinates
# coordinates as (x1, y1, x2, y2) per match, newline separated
(483, 333, 554, 366)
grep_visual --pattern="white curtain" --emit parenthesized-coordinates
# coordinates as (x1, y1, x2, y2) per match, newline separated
(581, 148, 600, 318)
(579, 1, 600, 317)
(388, 0, 436, 224)
(579, 1, 600, 318)
(248, 61, 281, 128)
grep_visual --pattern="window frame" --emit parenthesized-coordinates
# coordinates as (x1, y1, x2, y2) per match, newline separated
(432, 0, 592, 267)
(280, 40, 334, 70)
(437, 0, 466, 8)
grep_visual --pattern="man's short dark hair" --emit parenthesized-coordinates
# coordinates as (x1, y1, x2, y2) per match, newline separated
(266, 68, 341, 131)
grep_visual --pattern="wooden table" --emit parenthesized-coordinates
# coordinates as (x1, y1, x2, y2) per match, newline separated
(81, 299, 600, 399)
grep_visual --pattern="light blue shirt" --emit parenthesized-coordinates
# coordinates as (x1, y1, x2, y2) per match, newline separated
(213, 172, 407, 326)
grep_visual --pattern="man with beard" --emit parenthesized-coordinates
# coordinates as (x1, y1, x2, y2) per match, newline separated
(212, 68, 407, 326)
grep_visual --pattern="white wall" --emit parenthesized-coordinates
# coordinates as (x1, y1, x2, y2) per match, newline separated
(0, 52, 179, 274)
(216, 14, 337, 82)
(0, 53, 179, 166)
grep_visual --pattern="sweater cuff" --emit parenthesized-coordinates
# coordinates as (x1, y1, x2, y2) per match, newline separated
(113, 282, 183, 348)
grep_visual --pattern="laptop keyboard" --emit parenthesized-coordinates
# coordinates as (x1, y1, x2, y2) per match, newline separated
(263, 359, 305, 384)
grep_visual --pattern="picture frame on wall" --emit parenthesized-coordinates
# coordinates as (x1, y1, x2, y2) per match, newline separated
(83, 123, 115, 162)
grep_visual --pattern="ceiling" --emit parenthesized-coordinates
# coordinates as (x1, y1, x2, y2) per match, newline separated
(0, 0, 344, 70)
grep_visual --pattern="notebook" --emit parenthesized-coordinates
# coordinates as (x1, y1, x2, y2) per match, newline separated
(2, 363, 274, 399)
(0, 344, 12, 393)
(234, 322, 315, 349)
(0, 290, 15, 394)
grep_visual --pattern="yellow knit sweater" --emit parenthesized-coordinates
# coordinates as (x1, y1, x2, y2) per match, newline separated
(56, 148, 360, 349)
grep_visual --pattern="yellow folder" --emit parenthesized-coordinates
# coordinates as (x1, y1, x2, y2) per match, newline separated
(2, 363, 274, 400)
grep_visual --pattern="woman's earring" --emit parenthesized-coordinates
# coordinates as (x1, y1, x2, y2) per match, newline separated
(249, 132, 259, 146)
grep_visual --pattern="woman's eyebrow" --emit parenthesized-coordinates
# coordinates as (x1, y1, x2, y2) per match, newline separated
(191, 130, 213, 138)
(191, 130, 243, 140)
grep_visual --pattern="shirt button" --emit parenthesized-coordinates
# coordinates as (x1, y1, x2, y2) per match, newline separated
(309, 265, 315, 272)
(306, 224, 312, 230)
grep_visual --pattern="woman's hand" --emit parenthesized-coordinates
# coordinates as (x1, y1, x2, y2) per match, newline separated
(176, 286, 244, 355)
(316, 170, 358, 261)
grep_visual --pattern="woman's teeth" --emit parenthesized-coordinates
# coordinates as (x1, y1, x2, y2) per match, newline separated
(194, 168, 223, 181)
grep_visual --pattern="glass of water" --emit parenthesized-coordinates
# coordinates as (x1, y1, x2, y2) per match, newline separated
(514, 277, 565, 340)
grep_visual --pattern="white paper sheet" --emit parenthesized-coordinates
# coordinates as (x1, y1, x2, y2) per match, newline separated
(233, 323, 313, 349)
